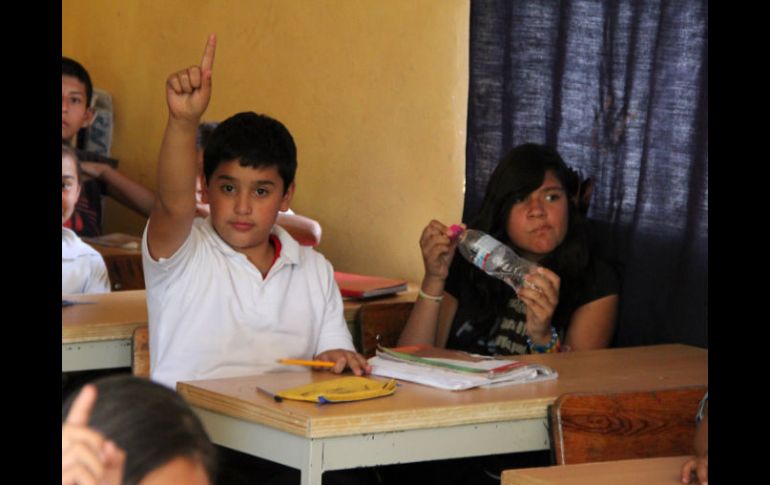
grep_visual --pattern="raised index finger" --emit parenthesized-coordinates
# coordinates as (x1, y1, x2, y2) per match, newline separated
(200, 33, 217, 72)
(65, 384, 97, 426)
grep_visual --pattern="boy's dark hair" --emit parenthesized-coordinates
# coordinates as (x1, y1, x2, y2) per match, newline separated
(196, 121, 220, 151)
(62, 375, 217, 485)
(62, 143, 83, 183)
(203, 112, 297, 194)
(467, 143, 590, 329)
(62, 57, 93, 106)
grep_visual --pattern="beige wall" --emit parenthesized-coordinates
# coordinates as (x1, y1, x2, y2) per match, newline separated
(62, 0, 468, 283)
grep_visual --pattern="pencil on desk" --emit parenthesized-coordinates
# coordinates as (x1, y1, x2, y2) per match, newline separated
(256, 386, 283, 402)
(278, 359, 336, 368)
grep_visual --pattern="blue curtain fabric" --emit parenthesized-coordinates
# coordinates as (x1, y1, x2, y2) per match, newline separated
(466, 0, 707, 348)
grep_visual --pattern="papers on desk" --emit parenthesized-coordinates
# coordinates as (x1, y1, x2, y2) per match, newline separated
(369, 346, 558, 391)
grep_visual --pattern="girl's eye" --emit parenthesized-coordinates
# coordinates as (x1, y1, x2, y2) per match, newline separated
(70, 97, 81, 104)
(545, 193, 561, 202)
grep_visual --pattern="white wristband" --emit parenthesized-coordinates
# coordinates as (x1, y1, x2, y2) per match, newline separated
(418, 289, 444, 303)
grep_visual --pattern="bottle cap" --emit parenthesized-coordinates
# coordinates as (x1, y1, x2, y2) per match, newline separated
(448, 224, 464, 241)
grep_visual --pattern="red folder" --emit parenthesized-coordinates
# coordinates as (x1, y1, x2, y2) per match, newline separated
(334, 272, 408, 299)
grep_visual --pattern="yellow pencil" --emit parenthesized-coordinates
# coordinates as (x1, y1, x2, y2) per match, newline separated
(278, 359, 336, 368)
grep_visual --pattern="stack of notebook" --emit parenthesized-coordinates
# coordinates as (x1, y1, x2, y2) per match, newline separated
(369, 345, 557, 391)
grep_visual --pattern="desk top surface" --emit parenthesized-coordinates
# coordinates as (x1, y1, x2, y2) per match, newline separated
(501, 455, 691, 485)
(177, 344, 707, 438)
(62, 290, 148, 343)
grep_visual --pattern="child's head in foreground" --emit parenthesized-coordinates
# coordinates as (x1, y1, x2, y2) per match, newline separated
(62, 375, 216, 485)
(200, 112, 297, 250)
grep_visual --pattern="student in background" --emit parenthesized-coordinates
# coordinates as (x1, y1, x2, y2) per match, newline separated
(681, 392, 708, 484)
(399, 143, 619, 357)
(394, 143, 619, 485)
(62, 57, 155, 236)
(62, 144, 110, 294)
(62, 375, 216, 485)
(195, 121, 323, 246)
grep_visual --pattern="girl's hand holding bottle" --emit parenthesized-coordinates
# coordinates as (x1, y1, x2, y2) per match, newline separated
(419, 220, 460, 282)
(517, 267, 560, 343)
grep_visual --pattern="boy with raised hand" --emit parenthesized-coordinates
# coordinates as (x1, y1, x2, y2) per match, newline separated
(62, 57, 155, 236)
(144, 34, 369, 389)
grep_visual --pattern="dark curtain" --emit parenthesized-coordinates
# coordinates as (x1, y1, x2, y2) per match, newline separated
(465, 0, 707, 348)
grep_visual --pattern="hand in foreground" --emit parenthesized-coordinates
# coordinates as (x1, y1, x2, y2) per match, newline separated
(62, 385, 126, 485)
(315, 349, 372, 376)
(680, 455, 708, 485)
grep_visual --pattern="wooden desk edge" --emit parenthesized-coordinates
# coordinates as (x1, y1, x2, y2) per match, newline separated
(500, 455, 692, 485)
(177, 381, 553, 439)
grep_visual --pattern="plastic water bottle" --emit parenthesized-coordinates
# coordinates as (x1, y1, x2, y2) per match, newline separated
(448, 224, 539, 291)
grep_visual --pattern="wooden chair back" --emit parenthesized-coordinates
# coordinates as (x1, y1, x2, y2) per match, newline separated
(131, 326, 150, 378)
(356, 302, 415, 357)
(549, 386, 707, 465)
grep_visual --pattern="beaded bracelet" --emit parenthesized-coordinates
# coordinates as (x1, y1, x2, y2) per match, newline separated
(527, 326, 561, 354)
(418, 289, 444, 303)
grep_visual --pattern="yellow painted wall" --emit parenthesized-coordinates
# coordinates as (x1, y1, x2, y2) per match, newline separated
(62, 0, 468, 283)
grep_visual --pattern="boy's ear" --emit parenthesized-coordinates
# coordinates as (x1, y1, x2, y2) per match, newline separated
(280, 182, 296, 212)
(80, 106, 96, 130)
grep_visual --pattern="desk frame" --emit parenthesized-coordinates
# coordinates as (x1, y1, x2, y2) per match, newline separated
(195, 407, 549, 485)
(62, 339, 132, 372)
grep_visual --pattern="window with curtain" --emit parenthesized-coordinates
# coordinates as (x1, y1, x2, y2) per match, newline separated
(465, 0, 707, 348)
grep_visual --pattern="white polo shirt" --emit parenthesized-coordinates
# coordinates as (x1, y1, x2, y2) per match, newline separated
(62, 227, 111, 294)
(142, 217, 355, 389)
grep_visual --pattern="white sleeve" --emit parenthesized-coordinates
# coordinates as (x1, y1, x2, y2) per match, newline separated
(141, 220, 197, 289)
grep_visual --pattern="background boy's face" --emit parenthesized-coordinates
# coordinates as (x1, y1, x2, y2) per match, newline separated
(62, 155, 81, 225)
(201, 160, 294, 255)
(62, 75, 94, 142)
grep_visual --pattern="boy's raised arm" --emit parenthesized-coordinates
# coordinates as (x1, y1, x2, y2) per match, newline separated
(147, 34, 216, 260)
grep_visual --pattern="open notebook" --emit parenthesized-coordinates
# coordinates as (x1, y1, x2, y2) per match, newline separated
(369, 345, 557, 391)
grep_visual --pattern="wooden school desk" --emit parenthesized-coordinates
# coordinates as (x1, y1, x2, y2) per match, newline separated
(62, 290, 148, 372)
(84, 234, 145, 291)
(341, 282, 418, 333)
(501, 455, 692, 485)
(176, 344, 707, 485)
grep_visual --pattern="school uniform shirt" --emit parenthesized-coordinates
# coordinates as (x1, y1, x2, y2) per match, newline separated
(142, 217, 355, 389)
(62, 227, 111, 294)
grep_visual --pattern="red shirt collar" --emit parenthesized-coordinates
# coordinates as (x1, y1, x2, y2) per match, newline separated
(266, 234, 282, 276)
